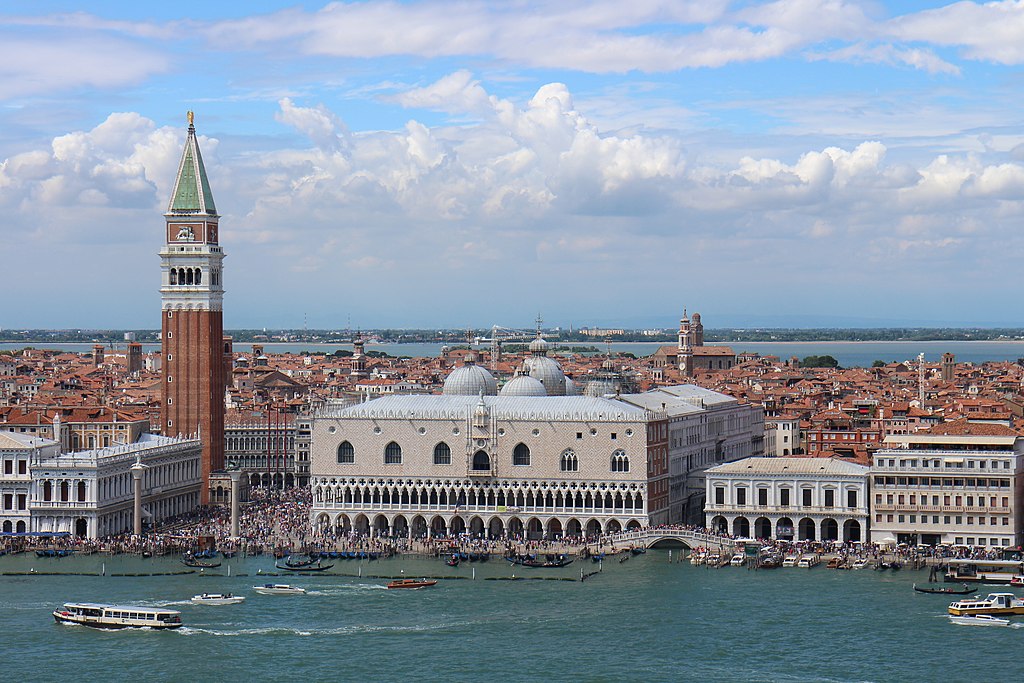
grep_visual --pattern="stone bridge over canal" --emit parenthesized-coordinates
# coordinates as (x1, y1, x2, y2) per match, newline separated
(591, 528, 732, 553)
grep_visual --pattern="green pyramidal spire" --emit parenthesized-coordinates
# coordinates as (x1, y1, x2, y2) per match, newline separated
(167, 111, 217, 215)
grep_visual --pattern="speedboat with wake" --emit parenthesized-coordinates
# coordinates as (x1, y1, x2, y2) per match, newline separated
(387, 579, 437, 589)
(253, 584, 306, 595)
(191, 593, 245, 605)
(949, 614, 1010, 627)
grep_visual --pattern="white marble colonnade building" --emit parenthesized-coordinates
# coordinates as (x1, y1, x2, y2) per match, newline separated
(30, 433, 202, 539)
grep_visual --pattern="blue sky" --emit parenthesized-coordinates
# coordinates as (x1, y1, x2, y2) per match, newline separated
(2, 1, 1024, 329)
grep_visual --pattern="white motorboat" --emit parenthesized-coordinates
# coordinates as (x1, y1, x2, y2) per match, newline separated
(797, 554, 820, 569)
(53, 602, 183, 629)
(191, 593, 245, 605)
(729, 553, 746, 567)
(851, 558, 870, 570)
(781, 555, 800, 567)
(948, 614, 1010, 627)
(253, 584, 306, 595)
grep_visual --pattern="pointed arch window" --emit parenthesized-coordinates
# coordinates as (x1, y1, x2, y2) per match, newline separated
(384, 441, 402, 465)
(433, 442, 451, 465)
(560, 449, 578, 472)
(472, 450, 491, 471)
(513, 443, 531, 466)
(611, 449, 629, 472)
(337, 441, 355, 464)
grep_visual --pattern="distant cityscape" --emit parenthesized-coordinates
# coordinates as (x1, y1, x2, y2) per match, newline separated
(4, 326, 1024, 345)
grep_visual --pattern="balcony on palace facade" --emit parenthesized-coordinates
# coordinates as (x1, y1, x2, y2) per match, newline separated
(315, 500, 646, 516)
(872, 482, 1011, 491)
(30, 500, 95, 509)
(704, 503, 864, 515)
(873, 503, 1009, 514)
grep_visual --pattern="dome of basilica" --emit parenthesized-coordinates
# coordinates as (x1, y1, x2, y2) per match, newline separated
(442, 353, 498, 396)
(522, 334, 566, 396)
(524, 355, 566, 397)
(500, 371, 548, 397)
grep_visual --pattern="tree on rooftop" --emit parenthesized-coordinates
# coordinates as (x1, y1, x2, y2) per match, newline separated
(801, 355, 840, 369)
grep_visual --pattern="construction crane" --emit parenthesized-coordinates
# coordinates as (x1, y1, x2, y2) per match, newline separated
(473, 325, 539, 370)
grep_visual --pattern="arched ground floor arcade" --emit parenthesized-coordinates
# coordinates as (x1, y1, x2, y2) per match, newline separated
(706, 512, 866, 543)
(311, 508, 646, 542)
(31, 490, 200, 540)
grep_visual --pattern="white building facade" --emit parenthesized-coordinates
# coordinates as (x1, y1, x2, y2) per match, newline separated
(765, 416, 801, 456)
(705, 457, 869, 542)
(869, 433, 1024, 547)
(2, 432, 58, 534)
(30, 434, 202, 539)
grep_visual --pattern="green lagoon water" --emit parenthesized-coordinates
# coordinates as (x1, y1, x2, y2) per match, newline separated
(1, 552, 1019, 682)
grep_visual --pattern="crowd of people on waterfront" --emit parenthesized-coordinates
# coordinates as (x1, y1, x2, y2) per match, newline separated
(6, 498, 1021, 569)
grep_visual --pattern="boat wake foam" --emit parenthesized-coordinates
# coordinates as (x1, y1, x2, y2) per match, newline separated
(177, 621, 481, 637)
(306, 585, 388, 595)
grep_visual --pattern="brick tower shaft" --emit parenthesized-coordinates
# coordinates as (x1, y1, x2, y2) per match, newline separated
(160, 112, 226, 504)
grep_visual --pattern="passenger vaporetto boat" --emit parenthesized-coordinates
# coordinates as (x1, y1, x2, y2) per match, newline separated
(53, 603, 183, 629)
(252, 584, 306, 595)
(947, 592, 1024, 616)
(944, 559, 1024, 584)
(191, 593, 245, 605)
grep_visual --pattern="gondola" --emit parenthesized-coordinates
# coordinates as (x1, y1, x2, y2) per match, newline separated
(914, 583, 977, 595)
(446, 556, 460, 567)
(630, 547, 647, 556)
(591, 553, 605, 563)
(181, 559, 222, 568)
(521, 555, 573, 569)
(276, 562, 334, 572)
(283, 555, 320, 568)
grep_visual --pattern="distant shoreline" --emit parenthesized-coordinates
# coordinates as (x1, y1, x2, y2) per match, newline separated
(5, 339, 1024, 346)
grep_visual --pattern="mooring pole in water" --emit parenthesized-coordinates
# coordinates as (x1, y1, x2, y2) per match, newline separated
(472, 567, 476, 580)
(668, 550, 672, 562)
(102, 562, 105, 576)
(359, 566, 362, 577)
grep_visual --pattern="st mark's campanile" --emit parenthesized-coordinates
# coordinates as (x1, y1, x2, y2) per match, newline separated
(161, 112, 225, 503)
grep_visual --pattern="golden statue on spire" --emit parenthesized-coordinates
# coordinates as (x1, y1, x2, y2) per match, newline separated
(187, 110, 194, 126)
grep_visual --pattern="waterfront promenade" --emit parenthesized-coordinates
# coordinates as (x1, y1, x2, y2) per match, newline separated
(3, 489, 1001, 573)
